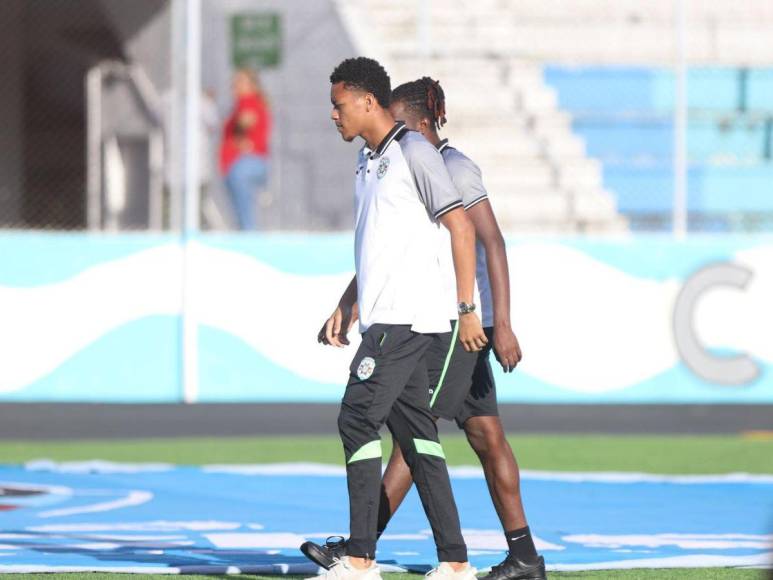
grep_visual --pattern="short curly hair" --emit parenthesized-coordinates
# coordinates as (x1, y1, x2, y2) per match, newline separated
(330, 57, 391, 108)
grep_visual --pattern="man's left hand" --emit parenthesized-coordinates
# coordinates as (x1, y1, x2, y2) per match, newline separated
(493, 326, 522, 373)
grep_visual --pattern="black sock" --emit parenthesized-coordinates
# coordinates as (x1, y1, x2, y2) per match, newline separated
(505, 526, 539, 563)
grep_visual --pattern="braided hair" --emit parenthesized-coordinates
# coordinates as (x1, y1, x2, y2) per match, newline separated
(391, 77, 447, 130)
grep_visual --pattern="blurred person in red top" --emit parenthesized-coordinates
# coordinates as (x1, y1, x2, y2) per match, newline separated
(220, 68, 271, 230)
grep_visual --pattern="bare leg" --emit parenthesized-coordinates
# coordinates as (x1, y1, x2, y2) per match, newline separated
(463, 415, 527, 531)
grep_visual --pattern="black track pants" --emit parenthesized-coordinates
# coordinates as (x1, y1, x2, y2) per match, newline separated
(338, 323, 467, 562)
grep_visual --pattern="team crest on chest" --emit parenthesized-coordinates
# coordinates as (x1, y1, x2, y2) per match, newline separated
(357, 356, 376, 380)
(376, 157, 390, 179)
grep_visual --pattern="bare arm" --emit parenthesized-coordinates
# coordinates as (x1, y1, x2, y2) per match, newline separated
(439, 207, 487, 352)
(466, 200, 522, 371)
(318, 275, 358, 348)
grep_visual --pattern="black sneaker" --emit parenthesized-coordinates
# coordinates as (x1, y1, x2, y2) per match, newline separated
(300, 536, 348, 570)
(479, 555, 546, 580)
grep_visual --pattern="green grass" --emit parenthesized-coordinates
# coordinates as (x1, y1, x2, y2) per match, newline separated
(5, 570, 769, 579)
(2, 434, 772, 474)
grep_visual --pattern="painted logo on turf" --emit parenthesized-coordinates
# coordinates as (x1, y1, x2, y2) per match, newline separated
(376, 157, 390, 179)
(357, 356, 376, 380)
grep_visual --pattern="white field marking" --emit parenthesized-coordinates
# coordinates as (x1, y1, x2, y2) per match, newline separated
(0, 565, 181, 574)
(415, 528, 564, 552)
(175, 564, 321, 574)
(546, 552, 773, 571)
(519, 470, 773, 485)
(670, 533, 773, 540)
(15, 460, 772, 485)
(460, 529, 564, 552)
(38, 490, 152, 518)
(302, 532, 349, 539)
(563, 533, 773, 550)
(25, 460, 174, 473)
(85, 534, 188, 541)
(379, 563, 411, 573)
(203, 463, 346, 476)
(12, 559, 768, 574)
(197, 463, 773, 484)
(247, 523, 265, 530)
(28, 520, 241, 532)
(379, 534, 431, 541)
(70, 543, 122, 551)
(0, 545, 18, 550)
(205, 532, 307, 549)
(394, 552, 420, 556)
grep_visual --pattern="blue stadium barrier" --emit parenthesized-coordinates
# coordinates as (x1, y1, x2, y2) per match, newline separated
(544, 66, 773, 225)
(0, 233, 771, 404)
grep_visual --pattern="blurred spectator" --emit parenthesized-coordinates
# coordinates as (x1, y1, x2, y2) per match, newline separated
(219, 68, 272, 230)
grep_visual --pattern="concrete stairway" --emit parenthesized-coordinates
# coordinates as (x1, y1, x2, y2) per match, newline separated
(334, 0, 629, 233)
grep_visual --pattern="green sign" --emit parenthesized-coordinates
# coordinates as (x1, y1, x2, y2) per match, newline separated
(231, 13, 282, 69)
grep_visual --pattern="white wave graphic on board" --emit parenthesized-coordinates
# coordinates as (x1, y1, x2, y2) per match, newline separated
(0, 245, 183, 394)
(0, 242, 355, 394)
(507, 242, 772, 391)
(0, 241, 770, 395)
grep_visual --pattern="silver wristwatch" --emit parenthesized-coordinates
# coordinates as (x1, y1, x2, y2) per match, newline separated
(457, 302, 477, 315)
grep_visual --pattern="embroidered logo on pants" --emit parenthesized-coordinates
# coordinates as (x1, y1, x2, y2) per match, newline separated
(357, 357, 376, 380)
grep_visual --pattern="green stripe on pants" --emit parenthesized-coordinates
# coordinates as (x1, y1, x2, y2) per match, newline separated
(347, 440, 382, 464)
(414, 438, 446, 459)
(430, 321, 459, 407)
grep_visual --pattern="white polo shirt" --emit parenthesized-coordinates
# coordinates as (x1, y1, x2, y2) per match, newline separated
(437, 139, 494, 328)
(354, 122, 464, 334)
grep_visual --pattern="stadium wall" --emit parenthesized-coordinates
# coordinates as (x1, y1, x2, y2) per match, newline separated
(0, 233, 769, 404)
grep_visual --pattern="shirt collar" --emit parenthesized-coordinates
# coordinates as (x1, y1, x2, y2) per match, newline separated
(436, 138, 450, 153)
(364, 121, 407, 159)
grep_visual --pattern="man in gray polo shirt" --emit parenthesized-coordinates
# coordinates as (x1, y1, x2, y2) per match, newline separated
(307, 57, 487, 580)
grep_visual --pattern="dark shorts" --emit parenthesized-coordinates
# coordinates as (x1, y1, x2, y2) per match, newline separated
(428, 324, 498, 428)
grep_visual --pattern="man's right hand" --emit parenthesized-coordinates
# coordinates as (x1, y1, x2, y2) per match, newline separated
(318, 302, 358, 347)
(458, 312, 487, 352)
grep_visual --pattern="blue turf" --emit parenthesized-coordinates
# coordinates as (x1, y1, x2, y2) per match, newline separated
(0, 464, 771, 573)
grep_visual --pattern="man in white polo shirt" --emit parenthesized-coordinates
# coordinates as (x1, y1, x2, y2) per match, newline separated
(307, 57, 487, 580)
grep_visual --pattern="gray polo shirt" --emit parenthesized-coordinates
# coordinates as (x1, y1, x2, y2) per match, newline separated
(437, 139, 494, 327)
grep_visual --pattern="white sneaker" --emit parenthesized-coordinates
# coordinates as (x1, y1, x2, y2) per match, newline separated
(305, 556, 383, 580)
(426, 562, 478, 580)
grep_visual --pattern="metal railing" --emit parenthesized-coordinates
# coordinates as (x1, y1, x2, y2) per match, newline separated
(86, 61, 165, 231)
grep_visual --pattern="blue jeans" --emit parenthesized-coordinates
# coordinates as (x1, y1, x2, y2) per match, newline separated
(225, 154, 268, 230)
